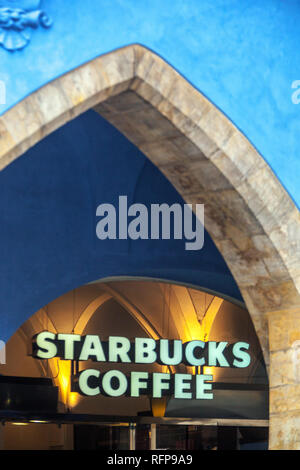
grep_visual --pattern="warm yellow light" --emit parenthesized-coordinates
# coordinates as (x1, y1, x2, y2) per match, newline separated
(151, 397, 168, 417)
(198, 297, 224, 342)
(110, 423, 130, 427)
(203, 367, 214, 376)
(12, 422, 28, 426)
(54, 360, 81, 409)
(68, 391, 80, 408)
(171, 292, 224, 377)
(171, 288, 224, 355)
(57, 360, 71, 404)
(29, 420, 49, 424)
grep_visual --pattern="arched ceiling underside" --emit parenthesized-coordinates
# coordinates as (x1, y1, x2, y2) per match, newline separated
(15, 280, 263, 387)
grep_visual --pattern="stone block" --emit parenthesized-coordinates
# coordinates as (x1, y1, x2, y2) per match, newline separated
(136, 49, 177, 99)
(268, 308, 300, 352)
(167, 78, 211, 124)
(221, 130, 264, 179)
(199, 107, 234, 149)
(0, 119, 16, 170)
(269, 347, 300, 387)
(270, 385, 300, 414)
(187, 160, 233, 191)
(159, 162, 204, 195)
(245, 280, 300, 314)
(269, 410, 300, 450)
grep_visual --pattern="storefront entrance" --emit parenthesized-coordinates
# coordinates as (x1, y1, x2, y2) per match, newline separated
(0, 279, 269, 450)
(72, 422, 269, 451)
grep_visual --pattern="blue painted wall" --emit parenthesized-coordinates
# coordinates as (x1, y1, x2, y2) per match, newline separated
(0, 111, 242, 341)
(0, 0, 299, 208)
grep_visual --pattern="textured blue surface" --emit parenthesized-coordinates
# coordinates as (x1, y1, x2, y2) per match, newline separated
(0, 111, 242, 341)
(0, 0, 299, 208)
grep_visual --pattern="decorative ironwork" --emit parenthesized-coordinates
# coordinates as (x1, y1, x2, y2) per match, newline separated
(0, 0, 52, 51)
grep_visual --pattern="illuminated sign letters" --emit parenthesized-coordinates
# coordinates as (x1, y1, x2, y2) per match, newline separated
(32, 333, 251, 400)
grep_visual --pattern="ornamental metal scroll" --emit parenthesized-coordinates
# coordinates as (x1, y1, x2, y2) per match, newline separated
(0, 0, 52, 51)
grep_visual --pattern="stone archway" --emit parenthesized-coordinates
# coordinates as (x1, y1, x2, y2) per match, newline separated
(0, 45, 299, 449)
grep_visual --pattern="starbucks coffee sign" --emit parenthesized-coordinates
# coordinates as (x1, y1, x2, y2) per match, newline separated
(32, 332, 251, 399)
